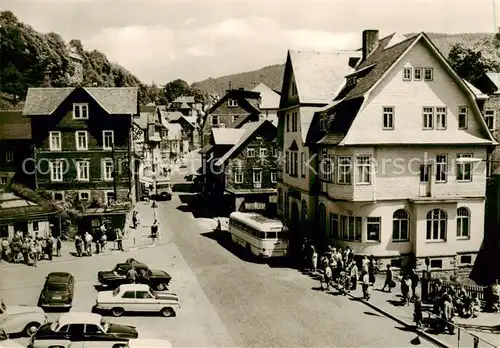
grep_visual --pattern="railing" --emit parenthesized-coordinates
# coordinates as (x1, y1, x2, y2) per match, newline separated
(433, 280, 486, 301)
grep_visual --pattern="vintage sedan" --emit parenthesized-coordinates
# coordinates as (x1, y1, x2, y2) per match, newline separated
(0, 328, 25, 348)
(0, 299, 47, 337)
(29, 312, 138, 348)
(94, 284, 180, 317)
(97, 262, 171, 291)
(38, 272, 75, 310)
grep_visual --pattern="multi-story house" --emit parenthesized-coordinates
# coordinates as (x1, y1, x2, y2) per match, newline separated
(165, 112, 198, 152)
(0, 111, 34, 188)
(252, 83, 280, 126)
(201, 88, 261, 148)
(212, 120, 278, 214)
(277, 48, 360, 252)
(168, 96, 196, 116)
(23, 86, 139, 235)
(292, 30, 496, 274)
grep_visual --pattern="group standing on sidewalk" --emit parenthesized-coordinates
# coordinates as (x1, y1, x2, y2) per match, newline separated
(0, 231, 62, 266)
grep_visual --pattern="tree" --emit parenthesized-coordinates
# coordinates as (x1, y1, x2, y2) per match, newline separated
(448, 42, 500, 85)
(164, 79, 190, 103)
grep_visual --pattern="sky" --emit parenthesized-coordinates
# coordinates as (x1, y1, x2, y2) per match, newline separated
(3, 0, 497, 85)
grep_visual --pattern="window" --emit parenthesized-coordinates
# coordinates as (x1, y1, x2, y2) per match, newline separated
(212, 115, 219, 126)
(232, 115, 239, 123)
(85, 325, 102, 335)
(459, 255, 472, 265)
(392, 209, 409, 241)
(346, 76, 356, 86)
(259, 148, 267, 157)
(337, 156, 352, 184)
(122, 291, 135, 299)
(228, 99, 238, 107)
(75, 131, 88, 150)
(383, 106, 394, 129)
(367, 217, 381, 242)
(4, 150, 13, 163)
(271, 172, 277, 183)
(430, 259, 442, 269)
(102, 130, 114, 150)
(106, 191, 115, 205)
(53, 192, 64, 202)
(457, 207, 470, 239)
(436, 154, 447, 182)
(457, 154, 472, 181)
(458, 107, 468, 129)
(73, 103, 88, 119)
(136, 291, 153, 299)
(390, 259, 402, 268)
(426, 209, 447, 241)
(291, 81, 297, 96)
(49, 131, 61, 151)
(286, 113, 290, 132)
(50, 160, 63, 182)
(0, 225, 8, 238)
(103, 159, 114, 181)
(67, 324, 85, 335)
(0, 177, 7, 184)
(253, 170, 262, 183)
(436, 107, 447, 129)
(272, 148, 277, 157)
(301, 152, 306, 177)
(292, 151, 299, 176)
(76, 161, 89, 181)
(33, 221, 39, 231)
(356, 156, 371, 184)
(329, 213, 339, 239)
(320, 113, 327, 131)
(424, 68, 434, 81)
(403, 67, 412, 81)
(291, 112, 298, 132)
(423, 107, 434, 129)
(285, 151, 289, 174)
(79, 191, 90, 201)
(485, 109, 496, 131)
(318, 204, 326, 234)
(340, 215, 362, 241)
(320, 150, 333, 182)
(234, 171, 243, 184)
(247, 148, 255, 157)
(420, 165, 430, 183)
(414, 68, 422, 81)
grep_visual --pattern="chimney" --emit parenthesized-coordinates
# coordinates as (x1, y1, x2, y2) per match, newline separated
(228, 81, 232, 90)
(362, 29, 379, 62)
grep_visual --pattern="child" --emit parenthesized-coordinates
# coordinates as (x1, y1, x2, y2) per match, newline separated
(413, 294, 423, 329)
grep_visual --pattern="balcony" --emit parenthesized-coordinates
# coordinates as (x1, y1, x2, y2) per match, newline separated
(149, 132, 162, 142)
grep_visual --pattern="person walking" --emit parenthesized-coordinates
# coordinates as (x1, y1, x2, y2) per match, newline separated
(56, 236, 62, 257)
(413, 294, 423, 329)
(402, 275, 412, 306)
(84, 232, 93, 256)
(311, 246, 318, 273)
(132, 211, 138, 229)
(368, 255, 377, 285)
(410, 269, 420, 301)
(381, 264, 395, 292)
(151, 220, 160, 242)
(74, 234, 83, 257)
(349, 260, 358, 291)
(362, 271, 371, 300)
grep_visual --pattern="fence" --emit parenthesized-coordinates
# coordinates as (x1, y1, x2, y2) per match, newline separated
(433, 280, 486, 301)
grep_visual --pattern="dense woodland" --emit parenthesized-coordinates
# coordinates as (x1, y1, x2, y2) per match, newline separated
(1, 9, 499, 111)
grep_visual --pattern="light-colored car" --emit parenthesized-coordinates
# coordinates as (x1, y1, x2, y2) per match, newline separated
(112, 338, 172, 348)
(95, 284, 180, 317)
(0, 328, 25, 348)
(0, 299, 47, 337)
(29, 312, 138, 348)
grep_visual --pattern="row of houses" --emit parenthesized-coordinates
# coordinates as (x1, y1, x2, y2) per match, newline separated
(273, 30, 500, 276)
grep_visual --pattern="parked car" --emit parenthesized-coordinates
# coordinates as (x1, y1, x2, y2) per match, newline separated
(28, 312, 138, 348)
(113, 338, 172, 348)
(0, 299, 47, 337)
(0, 328, 24, 348)
(97, 262, 172, 291)
(94, 284, 180, 317)
(38, 273, 75, 311)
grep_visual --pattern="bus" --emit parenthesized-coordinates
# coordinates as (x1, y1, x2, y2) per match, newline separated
(228, 212, 289, 258)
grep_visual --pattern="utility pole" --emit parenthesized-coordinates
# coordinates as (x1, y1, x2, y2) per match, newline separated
(111, 142, 117, 202)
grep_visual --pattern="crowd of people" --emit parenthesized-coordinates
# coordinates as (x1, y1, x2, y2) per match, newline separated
(0, 231, 62, 266)
(73, 222, 125, 257)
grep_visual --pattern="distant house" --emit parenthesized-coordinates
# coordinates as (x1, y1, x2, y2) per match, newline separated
(0, 111, 34, 188)
(252, 83, 280, 126)
(201, 88, 261, 148)
(168, 96, 196, 116)
(212, 120, 279, 214)
(163, 122, 184, 162)
(23, 86, 138, 236)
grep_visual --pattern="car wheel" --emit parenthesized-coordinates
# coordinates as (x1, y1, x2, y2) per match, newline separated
(24, 322, 41, 337)
(156, 282, 167, 291)
(160, 307, 175, 317)
(111, 307, 124, 317)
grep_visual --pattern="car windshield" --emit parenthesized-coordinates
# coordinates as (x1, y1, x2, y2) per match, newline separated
(112, 287, 120, 297)
(100, 318, 109, 332)
(48, 284, 67, 292)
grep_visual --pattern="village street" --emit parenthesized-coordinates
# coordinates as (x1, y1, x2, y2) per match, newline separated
(0, 153, 435, 348)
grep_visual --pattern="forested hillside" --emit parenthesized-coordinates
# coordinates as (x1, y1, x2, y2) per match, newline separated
(0, 10, 155, 109)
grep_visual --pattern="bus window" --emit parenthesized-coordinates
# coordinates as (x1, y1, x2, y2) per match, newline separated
(252, 230, 258, 237)
(259, 231, 266, 239)
(266, 232, 277, 239)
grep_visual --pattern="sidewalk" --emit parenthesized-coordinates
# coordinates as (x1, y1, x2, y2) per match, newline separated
(346, 275, 500, 348)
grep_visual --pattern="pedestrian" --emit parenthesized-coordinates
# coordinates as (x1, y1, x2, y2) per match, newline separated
(84, 232, 93, 256)
(349, 260, 358, 291)
(56, 236, 62, 257)
(30, 241, 38, 267)
(322, 262, 333, 291)
(151, 220, 159, 242)
(45, 235, 54, 261)
(402, 275, 412, 306)
(132, 211, 138, 229)
(368, 255, 377, 285)
(127, 266, 138, 284)
(311, 246, 318, 273)
(381, 264, 395, 292)
(413, 294, 423, 329)
(74, 234, 83, 257)
(362, 271, 371, 300)
(115, 228, 124, 251)
(100, 233, 107, 252)
(361, 255, 370, 274)
(1, 238, 9, 262)
(441, 294, 455, 334)
(410, 269, 420, 301)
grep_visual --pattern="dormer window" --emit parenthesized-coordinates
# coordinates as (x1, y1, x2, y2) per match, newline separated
(319, 113, 327, 131)
(403, 68, 412, 81)
(346, 77, 356, 87)
(73, 103, 88, 119)
(228, 99, 238, 107)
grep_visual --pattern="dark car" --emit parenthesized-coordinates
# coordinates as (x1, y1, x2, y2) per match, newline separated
(98, 262, 171, 291)
(29, 312, 137, 347)
(38, 272, 74, 311)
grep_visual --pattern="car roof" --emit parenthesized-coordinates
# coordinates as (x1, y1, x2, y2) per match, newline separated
(119, 284, 150, 292)
(47, 272, 72, 283)
(58, 312, 101, 326)
(116, 262, 148, 268)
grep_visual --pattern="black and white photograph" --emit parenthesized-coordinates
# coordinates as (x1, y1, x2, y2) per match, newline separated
(0, 1, 500, 347)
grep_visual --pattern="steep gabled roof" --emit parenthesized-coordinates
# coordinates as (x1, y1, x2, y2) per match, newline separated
(212, 128, 246, 145)
(486, 72, 500, 93)
(464, 80, 488, 100)
(166, 111, 184, 122)
(252, 83, 280, 109)
(214, 120, 275, 166)
(289, 50, 360, 104)
(23, 87, 138, 116)
(0, 110, 32, 139)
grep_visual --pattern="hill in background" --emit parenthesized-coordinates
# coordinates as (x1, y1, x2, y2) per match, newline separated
(191, 32, 495, 94)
